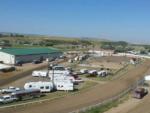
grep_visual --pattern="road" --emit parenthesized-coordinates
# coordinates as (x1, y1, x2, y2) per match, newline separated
(0, 60, 150, 113)
(105, 85, 150, 113)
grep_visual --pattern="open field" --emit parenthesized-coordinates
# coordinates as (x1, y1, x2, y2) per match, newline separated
(83, 56, 130, 70)
(0, 60, 150, 113)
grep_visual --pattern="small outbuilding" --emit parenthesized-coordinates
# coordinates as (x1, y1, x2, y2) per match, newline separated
(0, 48, 62, 64)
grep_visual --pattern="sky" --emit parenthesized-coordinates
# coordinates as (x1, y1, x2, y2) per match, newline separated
(0, 0, 150, 43)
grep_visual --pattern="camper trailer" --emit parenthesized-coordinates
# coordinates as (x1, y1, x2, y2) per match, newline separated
(145, 75, 150, 81)
(24, 81, 53, 93)
(32, 65, 71, 78)
(97, 70, 108, 77)
(54, 81, 74, 91)
(53, 75, 83, 84)
(24, 80, 74, 92)
(48, 65, 71, 77)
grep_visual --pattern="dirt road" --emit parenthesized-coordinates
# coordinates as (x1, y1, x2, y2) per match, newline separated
(1, 60, 150, 113)
(105, 86, 150, 113)
(127, 94, 150, 113)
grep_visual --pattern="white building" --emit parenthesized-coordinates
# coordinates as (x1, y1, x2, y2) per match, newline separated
(0, 48, 62, 64)
(88, 50, 114, 57)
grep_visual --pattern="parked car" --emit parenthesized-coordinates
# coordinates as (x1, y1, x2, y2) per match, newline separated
(1, 86, 20, 94)
(80, 69, 88, 74)
(1, 67, 16, 72)
(32, 60, 42, 64)
(132, 87, 148, 99)
(0, 95, 17, 104)
(88, 70, 97, 76)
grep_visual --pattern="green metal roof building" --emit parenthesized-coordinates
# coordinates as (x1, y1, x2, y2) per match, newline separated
(0, 48, 62, 64)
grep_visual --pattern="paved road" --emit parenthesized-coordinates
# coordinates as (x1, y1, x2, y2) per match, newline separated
(0, 60, 150, 113)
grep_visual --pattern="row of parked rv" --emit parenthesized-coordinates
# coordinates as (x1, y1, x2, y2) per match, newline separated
(80, 69, 108, 77)
(0, 65, 84, 104)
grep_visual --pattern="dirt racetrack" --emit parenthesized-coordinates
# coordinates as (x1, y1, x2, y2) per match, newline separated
(1, 60, 150, 113)
(126, 94, 150, 113)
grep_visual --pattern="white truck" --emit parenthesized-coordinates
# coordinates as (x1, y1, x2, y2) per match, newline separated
(0, 95, 17, 104)
(32, 70, 48, 77)
(1, 86, 20, 94)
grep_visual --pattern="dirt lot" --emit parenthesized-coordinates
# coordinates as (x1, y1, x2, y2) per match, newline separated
(0, 62, 48, 86)
(0, 59, 65, 86)
(0, 60, 150, 113)
(82, 56, 130, 70)
(127, 93, 150, 113)
(105, 84, 150, 113)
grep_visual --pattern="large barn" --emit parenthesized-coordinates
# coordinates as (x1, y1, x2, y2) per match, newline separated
(0, 48, 62, 64)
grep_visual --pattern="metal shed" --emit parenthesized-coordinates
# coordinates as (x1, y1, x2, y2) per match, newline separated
(0, 48, 62, 64)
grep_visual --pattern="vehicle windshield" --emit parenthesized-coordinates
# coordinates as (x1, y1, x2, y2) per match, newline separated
(54, 67, 65, 70)
(0, 97, 3, 99)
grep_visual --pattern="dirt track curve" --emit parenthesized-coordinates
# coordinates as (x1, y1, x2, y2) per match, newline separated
(1, 60, 150, 113)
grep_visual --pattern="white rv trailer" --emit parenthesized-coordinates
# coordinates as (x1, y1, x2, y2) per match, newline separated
(32, 66, 71, 78)
(24, 80, 74, 92)
(24, 81, 53, 93)
(53, 75, 83, 83)
(54, 81, 74, 91)
(145, 75, 150, 81)
(97, 70, 108, 77)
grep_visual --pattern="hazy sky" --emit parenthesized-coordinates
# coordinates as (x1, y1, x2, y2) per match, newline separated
(0, 0, 150, 43)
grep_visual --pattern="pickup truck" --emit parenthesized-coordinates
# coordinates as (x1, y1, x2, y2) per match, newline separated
(0, 95, 17, 104)
(132, 87, 148, 99)
(1, 86, 20, 94)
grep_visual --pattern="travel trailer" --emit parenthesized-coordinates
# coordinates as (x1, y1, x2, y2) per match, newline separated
(32, 65, 71, 78)
(48, 65, 71, 77)
(24, 80, 74, 92)
(24, 81, 53, 93)
(54, 81, 74, 91)
(144, 75, 150, 81)
(97, 70, 108, 77)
